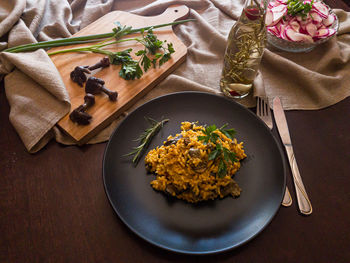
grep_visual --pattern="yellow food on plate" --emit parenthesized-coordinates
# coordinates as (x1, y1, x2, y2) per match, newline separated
(145, 121, 247, 203)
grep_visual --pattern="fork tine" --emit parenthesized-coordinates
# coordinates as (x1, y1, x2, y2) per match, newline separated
(264, 98, 268, 116)
(256, 96, 273, 129)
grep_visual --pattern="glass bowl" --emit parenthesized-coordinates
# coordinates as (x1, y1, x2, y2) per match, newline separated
(267, 9, 339, 53)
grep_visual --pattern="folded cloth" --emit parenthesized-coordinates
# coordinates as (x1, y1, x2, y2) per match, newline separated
(0, 0, 350, 153)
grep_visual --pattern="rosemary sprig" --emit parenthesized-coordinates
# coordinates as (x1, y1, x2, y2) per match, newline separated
(125, 117, 169, 165)
(3, 19, 195, 53)
(198, 124, 237, 178)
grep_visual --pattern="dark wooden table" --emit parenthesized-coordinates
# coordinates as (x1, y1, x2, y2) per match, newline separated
(1, 1, 350, 262)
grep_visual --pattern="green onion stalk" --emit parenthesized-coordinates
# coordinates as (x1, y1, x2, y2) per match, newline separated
(3, 19, 195, 54)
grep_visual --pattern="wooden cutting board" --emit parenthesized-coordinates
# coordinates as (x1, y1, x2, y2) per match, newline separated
(49, 5, 190, 144)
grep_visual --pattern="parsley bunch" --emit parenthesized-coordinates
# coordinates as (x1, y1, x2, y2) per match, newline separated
(48, 27, 176, 80)
(198, 124, 237, 178)
(135, 29, 175, 75)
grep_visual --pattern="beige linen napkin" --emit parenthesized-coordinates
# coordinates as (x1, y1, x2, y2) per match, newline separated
(1, 0, 350, 153)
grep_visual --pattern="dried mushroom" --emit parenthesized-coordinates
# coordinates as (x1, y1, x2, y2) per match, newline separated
(85, 76, 118, 101)
(69, 93, 95, 125)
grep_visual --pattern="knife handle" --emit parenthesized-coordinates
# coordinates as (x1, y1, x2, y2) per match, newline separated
(285, 145, 313, 215)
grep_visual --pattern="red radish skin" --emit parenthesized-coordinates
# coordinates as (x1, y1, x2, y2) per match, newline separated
(312, 2, 329, 18)
(306, 22, 318, 37)
(266, 5, 287, 26)
(323, 14, 336, 26)
(310, 11, 323, 23)
(268, 26, 280, 37)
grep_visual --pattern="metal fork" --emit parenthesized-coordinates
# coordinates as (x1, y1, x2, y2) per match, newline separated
(256, 97, 292, 207)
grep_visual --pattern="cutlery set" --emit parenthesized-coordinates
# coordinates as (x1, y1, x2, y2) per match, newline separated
(256, 96, 312, 215)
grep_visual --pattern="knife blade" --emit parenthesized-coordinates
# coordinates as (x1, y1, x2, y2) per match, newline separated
(273, 97, 312, 215)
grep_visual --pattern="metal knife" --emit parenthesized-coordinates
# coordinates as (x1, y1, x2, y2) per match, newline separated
(273, 97, 313, 215)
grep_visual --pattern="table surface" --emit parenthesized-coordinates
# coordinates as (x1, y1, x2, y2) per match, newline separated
(1, 1, 350, 262)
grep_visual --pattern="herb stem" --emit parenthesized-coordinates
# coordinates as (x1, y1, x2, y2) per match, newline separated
(3, 19, 195, 53)
(47, 40, 120, 56)
(125, 118, 169, 165)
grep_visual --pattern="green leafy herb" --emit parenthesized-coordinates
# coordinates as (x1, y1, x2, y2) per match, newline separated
(135, 29, 176, 73)
(46, 27, 177, 80)
(198, 124, 237, 178)
(125, 117, 169, 165)
(287, 0, 314, 18)
(219, 123, 236, 140)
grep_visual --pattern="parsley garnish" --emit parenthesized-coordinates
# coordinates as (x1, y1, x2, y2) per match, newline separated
(198, 124, 237, 178)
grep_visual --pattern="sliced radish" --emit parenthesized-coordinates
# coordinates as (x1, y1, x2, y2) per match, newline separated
(274, 21, 283, 33)
(267, 26, 280, 37)
(328, 28, 336, 36)
(267, 0, 336, 44)
(272, 4, 288, 13)
(322, 14, 336, 26)
(285, 26, 314, 42)
(312, 1, 329, 18)
(275, 0, 287, 4)
(265, 10, 274, 26)
(317, 28, 336, 38)
(289, 20, 300, 32)
(310, 11, 323, 24)
(306, 22, 318, 37)
(296, 15, 303, 22)
(268, 1, 283, 8)
(279, 25, 289, 40)
(272, 6, 287, 20)
(299, 18, 310, 29)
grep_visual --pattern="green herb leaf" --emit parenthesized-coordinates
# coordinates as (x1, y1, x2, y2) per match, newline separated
(228, 151, 237, 163)
(159, 52, 171, 66)
(218, 160, 227, 178)
(219, 123, 236, 139)
(208, 149, 219, 160)
(220, 128, 236, 140)
(108, 48, 133, 65)
(197, 135, 208, 143)
(141, 54, 151, 72)
(135, 49, 146, 56)
(167, 43, 175, 54)
(198, 123, 238, 177)
(223, 148, 230, 162)
(205, 125, 217, 135)
(287, 0, 314, 18)
(210, 132, 219, 143)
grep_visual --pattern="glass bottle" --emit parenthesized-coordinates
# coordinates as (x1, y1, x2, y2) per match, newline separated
(220, 0, 269, 99)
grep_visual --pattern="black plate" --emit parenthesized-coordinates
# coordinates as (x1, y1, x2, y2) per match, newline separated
(103, 91, 286, 254)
